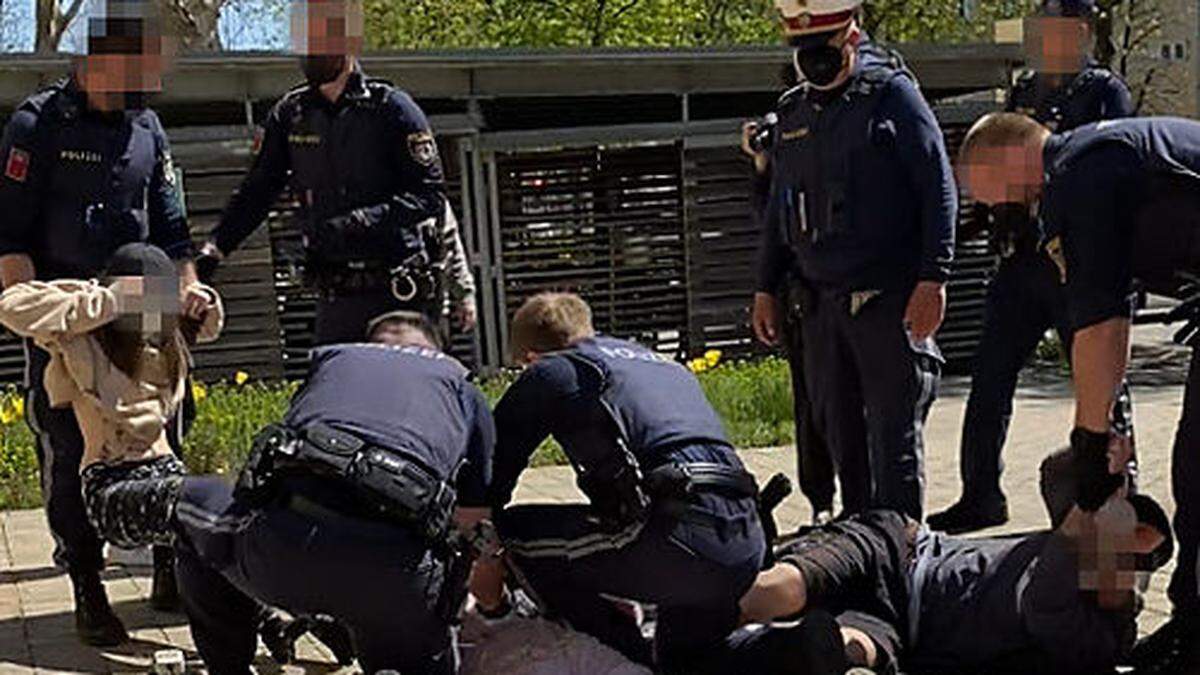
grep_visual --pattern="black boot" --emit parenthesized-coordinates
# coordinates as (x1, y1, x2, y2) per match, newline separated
(71, 570, 128, 647)
(927, 497, 1009, 535)
(1130, 613, 1200, 673)
(309, 615, 356, 665)
(150, 545, 181, 612)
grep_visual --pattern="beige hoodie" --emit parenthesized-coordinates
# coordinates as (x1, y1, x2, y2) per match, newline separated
(0, 280, 224, 469)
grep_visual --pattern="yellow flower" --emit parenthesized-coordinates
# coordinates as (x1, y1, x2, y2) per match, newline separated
(191, 382, 208, 403)
(234, 371, 250, 386)
(12, 396, 24, 420)
(689, 358, 708, 374)
(704, 349, 722, 367)
(0, 406, 12, 426)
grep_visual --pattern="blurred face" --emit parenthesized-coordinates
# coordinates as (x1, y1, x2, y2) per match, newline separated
(76, 20, 168, 109)
(110, 272, 180, 340)
(1024, 16, 1091, 74)
(959, 144, 1043, 206)
(1073, 499, 1166, 610)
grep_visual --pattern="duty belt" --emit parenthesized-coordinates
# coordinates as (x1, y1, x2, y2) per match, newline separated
(644, 462, 759, 537)
(235, 423, 457, 546)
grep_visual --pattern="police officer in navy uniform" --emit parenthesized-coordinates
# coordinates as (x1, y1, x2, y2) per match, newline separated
(754, 0, 956, 520)
(959, 112, 1200, 674)
(197, 0, 464, 344)
(471, 293, 765, 673)
(0, 2, 195, 645)
(163, 311, 494, 673)
(929, 0, 1135, 534)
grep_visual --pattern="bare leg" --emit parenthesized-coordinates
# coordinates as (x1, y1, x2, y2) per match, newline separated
(738, 563, 807, 625)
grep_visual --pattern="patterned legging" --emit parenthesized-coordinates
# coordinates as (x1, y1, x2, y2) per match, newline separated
(81, 455, 187, 550)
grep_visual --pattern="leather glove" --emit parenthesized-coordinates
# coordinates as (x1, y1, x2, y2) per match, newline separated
(1070, 428, 1125, 511)
(195, 241, 223, 284)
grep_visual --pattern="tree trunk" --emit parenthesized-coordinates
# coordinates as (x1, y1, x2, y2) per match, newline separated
(159, 0, 227, 52)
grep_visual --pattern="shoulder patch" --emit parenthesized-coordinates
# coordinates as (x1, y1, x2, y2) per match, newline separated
(4, 148, 30, 183)
(407, 131, 439, 166)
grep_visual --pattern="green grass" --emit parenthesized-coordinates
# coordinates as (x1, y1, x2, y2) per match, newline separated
(0, 356, 797, 510)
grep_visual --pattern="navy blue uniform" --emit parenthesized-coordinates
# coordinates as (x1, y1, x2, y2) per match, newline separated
(758, 41, 956, 520)
(490, 336, 765, 671)
(173, 344, 494, 673)
(209, 65, 447, 344)
(948, 66, 1135, 517)
(1039, 118, 1200, 617)
(0, 77, 192, 575)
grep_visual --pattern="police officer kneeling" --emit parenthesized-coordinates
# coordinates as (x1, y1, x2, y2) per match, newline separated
(958, 112, 1200, 672)
(471, 293, 766, 673)
(172, 312, 495, 673)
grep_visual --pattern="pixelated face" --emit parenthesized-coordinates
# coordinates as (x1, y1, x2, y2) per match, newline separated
(1024, 16, 1091, 74)
(1072, 500, 1166, 610)
(958, 145, 1041, 206)
(77, 10, 169, 98)
(291, 0, 364, 56)
(111, 272, 180, 339)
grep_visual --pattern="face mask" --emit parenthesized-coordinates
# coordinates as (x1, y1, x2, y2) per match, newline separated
(794, 44, 847, 88)
(300, 54, 346, 86)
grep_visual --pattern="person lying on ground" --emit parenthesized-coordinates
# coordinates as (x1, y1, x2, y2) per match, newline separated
(731, 493, 1173, 675)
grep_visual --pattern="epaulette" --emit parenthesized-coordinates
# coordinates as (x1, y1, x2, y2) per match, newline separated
(18, 77, 72, 120)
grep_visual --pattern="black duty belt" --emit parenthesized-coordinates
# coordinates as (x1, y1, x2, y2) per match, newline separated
(644, 462, 759, 538)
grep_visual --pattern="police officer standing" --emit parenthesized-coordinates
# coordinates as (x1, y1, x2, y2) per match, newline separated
(0, 2, 195, 645)
(472, 293, 765, 673)
(754, 0, 956, 520)
(929, 0, 1135, 534)
(106, 312, 494, 673)
(958, 112, 1200, 673)
(196, 0, 476, 344)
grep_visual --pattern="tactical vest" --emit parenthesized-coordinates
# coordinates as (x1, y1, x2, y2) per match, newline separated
(284, 343, 471, 480)
(771, 44, 915, 280)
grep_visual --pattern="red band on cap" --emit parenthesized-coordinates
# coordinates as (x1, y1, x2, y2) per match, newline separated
(784, 9, 854, 33)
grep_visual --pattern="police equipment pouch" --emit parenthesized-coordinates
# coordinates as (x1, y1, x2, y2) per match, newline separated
(236, 422, 457, 544)
(575, 432, 652, 532)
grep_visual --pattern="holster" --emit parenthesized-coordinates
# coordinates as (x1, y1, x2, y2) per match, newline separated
(575, 435, 652, 532)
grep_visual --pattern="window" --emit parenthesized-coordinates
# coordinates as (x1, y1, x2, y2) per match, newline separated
(1163, 44, 1173, 59)
(1176, 43, 1186, 59)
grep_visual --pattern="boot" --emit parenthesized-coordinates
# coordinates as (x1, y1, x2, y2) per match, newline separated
(1130, 613, 1200, 673)
(927, 497, 1009, 535)
(71, 570, 128, 647)
(309, 614, 356, 665)
(150, 546, 181, 612)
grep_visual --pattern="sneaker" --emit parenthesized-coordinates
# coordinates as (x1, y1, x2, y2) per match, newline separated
(149, 546, 181, 612)
(1130, 614, 1200, 673)
(926, 498, 1009, 535)
(309, 615, 355, 666)
(71, 570, 128, 647)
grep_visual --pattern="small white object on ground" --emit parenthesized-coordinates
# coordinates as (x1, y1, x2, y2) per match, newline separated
(151, 649, 185, 675)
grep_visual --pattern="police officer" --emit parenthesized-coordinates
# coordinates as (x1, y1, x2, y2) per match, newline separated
(958, 112, 1200, 673)
(163, 312, 492, 673)
(196, 0, 476, 344)
(742, 68, 837, 526)
(754, 0, 956, 520)
(471, 293, 765, 673)
(929, 0, 1135, 534)
(0, 2, 195, 645)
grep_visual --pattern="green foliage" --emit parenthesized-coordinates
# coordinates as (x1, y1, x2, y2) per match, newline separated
(0, 358, 798, 510)
(364, 0, 1030, 50)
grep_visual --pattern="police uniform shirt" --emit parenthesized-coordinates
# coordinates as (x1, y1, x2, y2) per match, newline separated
(212, 64, 446, 262)
(488, 336, 731, 508)
(1041, 118, 1200, 332)
(1007, 65, 1135, 133)
(757, 39, 958, 293)
(0, 77, 191, 278)
(284, 344, 494, 507)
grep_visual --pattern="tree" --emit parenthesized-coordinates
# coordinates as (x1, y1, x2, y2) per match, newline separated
(35, 0, 84, 53)
(1098, 0, 1182, 114)
(158, 0, 228, 51)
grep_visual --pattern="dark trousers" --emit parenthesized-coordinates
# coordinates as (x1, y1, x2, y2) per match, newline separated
(497, 501, 764, 672)
(800, 288, 941, 520)
(782, 305, 835, 515)
(959, 251, 1134, 506)
(173, 478, 454, 674)
(1170, 348, 1200, 614)
(314, 288, 441, 346)
(24, 342, 193, 574)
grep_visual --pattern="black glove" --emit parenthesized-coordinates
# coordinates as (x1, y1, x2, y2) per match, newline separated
(195, 251, 220, 284)
(1070, 428, 1125, 511)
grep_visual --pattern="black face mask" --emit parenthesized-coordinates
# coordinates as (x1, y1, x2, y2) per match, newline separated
(795, 45, 846, 88)
(300, 54, 347, 87)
